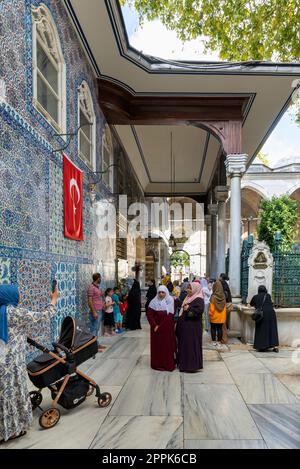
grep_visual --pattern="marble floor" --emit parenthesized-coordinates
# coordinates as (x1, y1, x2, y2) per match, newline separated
(2, 316, 300, 450)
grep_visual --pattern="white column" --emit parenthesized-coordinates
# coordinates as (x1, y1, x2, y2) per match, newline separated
(204, 214, 212, 277)
(215, 186, 229, 276)
(225, 154, 248, 299)
(208, 204, 218, 279)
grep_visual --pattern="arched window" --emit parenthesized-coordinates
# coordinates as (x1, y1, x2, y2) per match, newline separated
(102, 125, 114, 190)
(32, 4, 66, 133)
(78, 81, 96, 169)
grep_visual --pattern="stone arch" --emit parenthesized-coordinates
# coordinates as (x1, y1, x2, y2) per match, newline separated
(241, 181, 269, 200)
(287, 183, 300, 197)
(227, 186, 266, 241)
(78, 80, 96, 169)
(31, 3, 66, 133)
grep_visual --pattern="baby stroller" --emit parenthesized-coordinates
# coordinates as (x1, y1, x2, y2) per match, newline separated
(27, 316, 112, 429)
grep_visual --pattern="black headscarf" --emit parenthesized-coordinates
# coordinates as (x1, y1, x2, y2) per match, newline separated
(258, 285, 267, 294)
(146, 280, 157, 301)
(128, 280, 141, 301)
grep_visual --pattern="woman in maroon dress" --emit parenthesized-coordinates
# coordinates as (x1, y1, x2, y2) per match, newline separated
(146, 285, 176, 372)
(177, 282, 204, 372)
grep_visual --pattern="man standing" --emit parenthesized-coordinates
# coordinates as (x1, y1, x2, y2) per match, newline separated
(87, 273, 106, 352)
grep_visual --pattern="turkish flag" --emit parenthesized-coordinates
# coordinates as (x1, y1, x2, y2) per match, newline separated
(63, 154, 83, 240)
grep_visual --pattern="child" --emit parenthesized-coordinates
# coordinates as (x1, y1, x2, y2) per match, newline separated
(103, 288, 116, 336)
(112, 287, 123, 333)
(119, 293, 128, 328)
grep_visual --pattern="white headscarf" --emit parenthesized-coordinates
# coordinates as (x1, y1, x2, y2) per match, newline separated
(148, 285, 174, 314)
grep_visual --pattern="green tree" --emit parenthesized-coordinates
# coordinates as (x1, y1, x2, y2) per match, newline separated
(257, 195, 298, 251)
(170, 250, 190, 268)
(121, 0, 300, 62)
(121, 0, 300, 121)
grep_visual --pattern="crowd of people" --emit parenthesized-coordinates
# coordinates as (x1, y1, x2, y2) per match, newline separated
(0, 270, 279, 443)
(87, 274, 143, 352)
(145, 272, 279, 373)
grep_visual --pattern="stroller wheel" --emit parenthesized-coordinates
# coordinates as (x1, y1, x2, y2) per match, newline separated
(98, 392, 112, 408)
(29, 391, 43, 410)
(39, 408, 61, 429)
(86, 385, 94, 397)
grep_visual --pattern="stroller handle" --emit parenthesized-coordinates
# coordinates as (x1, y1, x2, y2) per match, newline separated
(27, 337, 49, 353)
(52, 342, 70, 354)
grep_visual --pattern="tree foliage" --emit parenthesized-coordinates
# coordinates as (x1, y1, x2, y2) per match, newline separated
(120, 0, 300, 62)
(170, 250, 190, 268)
(257, 195, 298, 251)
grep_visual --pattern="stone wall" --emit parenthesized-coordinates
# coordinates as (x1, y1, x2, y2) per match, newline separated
(0, 0, 142, 356)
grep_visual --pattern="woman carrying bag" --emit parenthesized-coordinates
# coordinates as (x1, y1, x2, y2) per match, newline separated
(250, 285, 279, 352)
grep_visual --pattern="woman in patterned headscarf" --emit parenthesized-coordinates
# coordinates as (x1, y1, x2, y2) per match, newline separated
(177, 282, 204, 372)
(209, 280, 226, 348)
(0, 284, 58, 443)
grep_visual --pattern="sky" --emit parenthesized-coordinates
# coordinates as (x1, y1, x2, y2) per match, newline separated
(122, 4, 300, 168)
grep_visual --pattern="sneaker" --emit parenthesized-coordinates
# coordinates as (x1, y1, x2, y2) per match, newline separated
(110, 332, 117, 336)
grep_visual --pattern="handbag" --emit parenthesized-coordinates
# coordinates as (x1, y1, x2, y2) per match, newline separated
(251, 294, 267, 323)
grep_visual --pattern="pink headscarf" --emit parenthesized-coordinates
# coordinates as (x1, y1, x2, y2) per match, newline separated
(182, 282, 203, 306)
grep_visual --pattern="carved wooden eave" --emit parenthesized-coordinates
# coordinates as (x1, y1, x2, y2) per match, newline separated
(98, 79, 247, 155)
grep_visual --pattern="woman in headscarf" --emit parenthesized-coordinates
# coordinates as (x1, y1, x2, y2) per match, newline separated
(209, 280, 226, 348)
(146, 285, 176, 372)
(145, 279, 157, 313)
(177, 282, 204, 372)
(0, 284, 59, 443)
(219, 273, 233, 344)
(250, 285, 279, 352)
(126, 279, 142, 330)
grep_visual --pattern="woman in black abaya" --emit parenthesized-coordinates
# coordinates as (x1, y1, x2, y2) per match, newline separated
(126, 279, 142, 330)
(145, 279, 157, 313)
(250, 285, 279, 352)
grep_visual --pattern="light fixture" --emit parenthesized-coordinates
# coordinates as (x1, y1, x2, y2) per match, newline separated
(168, 131, 177, 249)
(51, 122, 93, 153)
(88, 163, 119, 204)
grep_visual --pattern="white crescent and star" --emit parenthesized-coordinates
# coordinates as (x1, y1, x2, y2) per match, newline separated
(69, 178, 81, 214)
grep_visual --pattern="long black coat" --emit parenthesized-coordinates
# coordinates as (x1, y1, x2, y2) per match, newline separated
(177, 297, 204, 372)
(126, 281, 142, 330)
(250, 293, 279, 350)
(221, 280, 232, 303)
(145, 284, 157, 312)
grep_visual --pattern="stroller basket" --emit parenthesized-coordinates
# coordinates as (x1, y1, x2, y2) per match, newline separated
(27, 317, 98, 388)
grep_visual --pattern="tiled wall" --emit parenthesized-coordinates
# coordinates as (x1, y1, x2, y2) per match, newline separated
(0, 0, 136, 359)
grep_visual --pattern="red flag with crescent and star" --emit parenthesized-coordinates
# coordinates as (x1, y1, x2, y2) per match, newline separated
(63, 154, 83, 241)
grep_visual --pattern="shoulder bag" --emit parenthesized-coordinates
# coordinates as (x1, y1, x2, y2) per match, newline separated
(251, 294, 267, 323)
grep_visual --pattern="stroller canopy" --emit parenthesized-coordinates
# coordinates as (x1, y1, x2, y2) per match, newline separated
(59, 316, 94, 351)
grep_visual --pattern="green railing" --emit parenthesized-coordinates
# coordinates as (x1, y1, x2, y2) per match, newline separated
(272, 235, 300, 308)
(240, 235, 254, 304)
